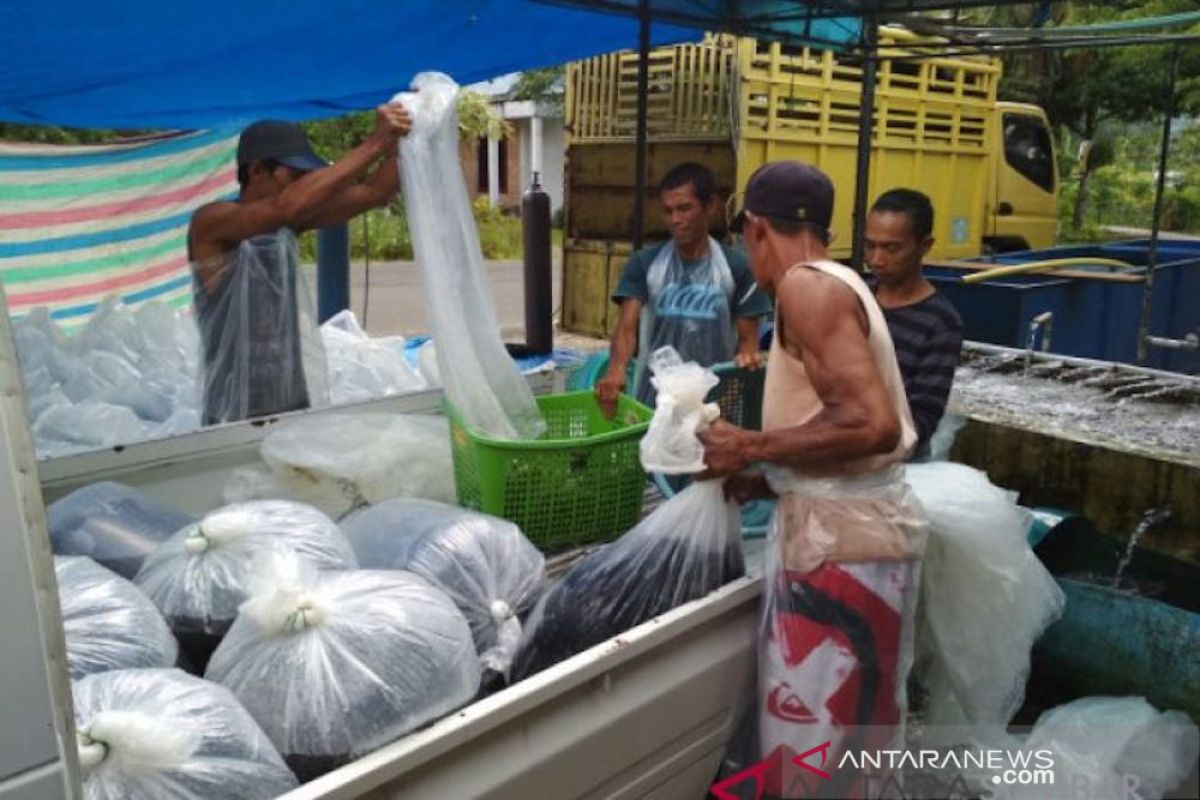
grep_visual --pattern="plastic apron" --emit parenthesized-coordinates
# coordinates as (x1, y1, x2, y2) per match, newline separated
(193, 228, 328, 425)
(631, 237, 736, 407)
(754, 465, 928, 799)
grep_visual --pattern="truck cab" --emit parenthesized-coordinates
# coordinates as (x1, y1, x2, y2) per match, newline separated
(987, 102, 1059, 253)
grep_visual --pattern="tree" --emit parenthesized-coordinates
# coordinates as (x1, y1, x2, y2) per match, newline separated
(996, 1, 1200, 231)
(510, 66, 565, 112)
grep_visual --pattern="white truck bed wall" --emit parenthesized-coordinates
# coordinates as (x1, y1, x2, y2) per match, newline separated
(0, 291, 80, 800)
(36, 376, 555, 512)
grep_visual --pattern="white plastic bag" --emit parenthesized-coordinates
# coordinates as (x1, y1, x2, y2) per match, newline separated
(905, 462, 1065, 730)
(258, 412, 456, 518)
(133, 500, 355, 668)
(512, 480, 742, 680)
(56, 556, 178, 679)
(73, 668, 297, 800)
(395, 72, 544, 440)
(638, 346, 720, 474)
(46, 481, 194, 579)
(205, 553, 479, 781)
(320, 310, 427, 404)
(342, 498, 545, 675)
(971, 697, 1199, 800)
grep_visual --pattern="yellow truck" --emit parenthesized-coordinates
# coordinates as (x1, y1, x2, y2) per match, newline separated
(561, 28, 1060, 336)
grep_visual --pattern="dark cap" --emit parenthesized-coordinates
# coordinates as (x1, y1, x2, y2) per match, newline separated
(236, 120, 328, 173)
(730, 161, 834, 233)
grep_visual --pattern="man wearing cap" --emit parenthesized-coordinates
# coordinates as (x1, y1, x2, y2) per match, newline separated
(188, 104, 410, 424)
(595, 161, 771, 416)
(699, 162, 928, 798)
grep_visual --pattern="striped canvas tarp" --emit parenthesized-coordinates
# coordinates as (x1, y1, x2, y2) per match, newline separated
(0, 129, 238, 330)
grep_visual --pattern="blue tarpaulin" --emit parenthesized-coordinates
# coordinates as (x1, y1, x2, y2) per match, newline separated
(0, 1, 861, 130)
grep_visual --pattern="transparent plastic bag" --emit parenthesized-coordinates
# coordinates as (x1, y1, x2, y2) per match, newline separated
(320, 310, 427, 404)
(639, 346, 720, 474)
(47, 481, 194, 579)
(73, 668, 297, 800)
(732, 465, 927, 798)
(192, 229, 329, 425)
(395, 72, 543, 439)
(905, 462, 1065, 730)
(511, 480, 743, 681)
(14, 300, 203, 456)
(258, 412, 456, 519)
(342, 498, 545, 675)
(205, 553, 479, 781)
(133, 500, 355, 670)
(765, 463, 929, 573)
(33, 402, 155, 457)
(55, 556, 178, 679)
(965, 697, 1200, 800)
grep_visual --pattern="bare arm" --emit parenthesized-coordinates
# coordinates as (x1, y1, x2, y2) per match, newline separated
(596, 298, 642, 417)
(700, 270, 900, 475)
(734, 316, 762, 369)
(296, 152, 399, 231)
(188, 105, 409, 291)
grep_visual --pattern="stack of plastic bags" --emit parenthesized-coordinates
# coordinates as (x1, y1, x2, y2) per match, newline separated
(224, 413, 457, 519)
(73, 668, 298, 799)
(320, 310, 427, 405)
(205, 552, 479, 781)
(396, 72, 544, 440)
(55, 556, 178, 679)
(14, 299, 203, 457)
(342, 499, 545, 680)
(133, 500, 356, 669)
(46, 481, 195, 579)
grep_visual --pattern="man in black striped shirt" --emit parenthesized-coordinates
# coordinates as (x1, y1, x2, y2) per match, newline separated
(865, 189, 964, 461)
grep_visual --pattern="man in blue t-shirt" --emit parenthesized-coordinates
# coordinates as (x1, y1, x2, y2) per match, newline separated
(596, 162, 772, 415)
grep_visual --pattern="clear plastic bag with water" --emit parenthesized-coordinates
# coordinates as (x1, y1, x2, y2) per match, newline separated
(56, 556, 178, 679)
(73, 667, 297, 800)
(47, 481, 194, 579)
(205, 552, 479, 781)
(342, 498, 545, 674)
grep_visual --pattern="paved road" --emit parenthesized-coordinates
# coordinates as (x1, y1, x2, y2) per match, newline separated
(302, 259, 564, 340)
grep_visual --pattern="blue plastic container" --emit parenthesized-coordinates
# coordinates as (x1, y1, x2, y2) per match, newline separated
(930, 239, 1200, 374)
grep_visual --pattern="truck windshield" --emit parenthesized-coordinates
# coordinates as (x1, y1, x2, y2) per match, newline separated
(1003, 113, 1055, 193)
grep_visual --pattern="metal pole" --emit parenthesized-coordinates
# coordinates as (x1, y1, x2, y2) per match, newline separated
(632, 0, 650, 251)
(850, 20, 878, 271)
(1136, 45, 1179, 366)
(316, 222, 350, 323)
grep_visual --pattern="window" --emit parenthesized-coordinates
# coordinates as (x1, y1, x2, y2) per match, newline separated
(1003, 113, 1055, 193)
(476, 137, 509, 194)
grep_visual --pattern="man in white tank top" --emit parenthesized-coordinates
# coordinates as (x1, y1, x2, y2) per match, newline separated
(702, 162, 929, 800)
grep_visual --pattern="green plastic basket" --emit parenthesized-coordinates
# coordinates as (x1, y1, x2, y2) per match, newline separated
(447, 392, 653, 552)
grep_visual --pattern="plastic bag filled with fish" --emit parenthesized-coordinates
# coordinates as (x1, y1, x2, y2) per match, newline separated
(47, 481, 194, 579)
(342, 498, 545, 681)
(510, 479, 743, 681)
(134, 500, 355, 671)
(73, 668, 297, 800)
(205, 551, 479, 782)
(56, 556, 178, 679)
